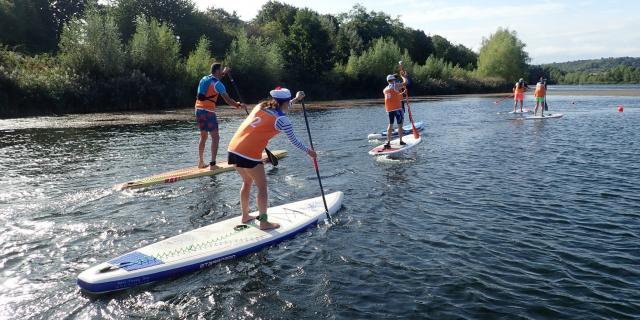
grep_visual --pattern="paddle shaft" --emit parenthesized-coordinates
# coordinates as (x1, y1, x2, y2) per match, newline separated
(227, 73, 278, 166)
(300, 100, 332, 222)
(398, 63, 420, 139)
(495, 94, 513, 104)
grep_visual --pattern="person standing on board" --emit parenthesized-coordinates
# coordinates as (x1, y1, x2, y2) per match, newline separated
(195, 63, 247, 169)
(513, 78, 527, 112)
(383, 70, 409, 149)
(533, 77, 547, 117)
(227, 88, 316, 230)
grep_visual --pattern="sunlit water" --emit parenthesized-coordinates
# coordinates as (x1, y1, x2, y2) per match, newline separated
(1, 93, 639, 319)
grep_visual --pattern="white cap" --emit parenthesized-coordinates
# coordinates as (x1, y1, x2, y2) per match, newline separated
(386, 74, 396, 82)
(270, 87, 292, 100)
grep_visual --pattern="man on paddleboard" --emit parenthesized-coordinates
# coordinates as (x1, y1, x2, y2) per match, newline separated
(533, 77, 547, 117)
(513, 78, 527, 112)
(195, 63, 247, 169)
(227, 88, 316, 230)
(383, 71, 408, 149)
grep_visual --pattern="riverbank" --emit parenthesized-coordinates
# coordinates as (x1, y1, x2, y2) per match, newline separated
(1, 88, 638, 130)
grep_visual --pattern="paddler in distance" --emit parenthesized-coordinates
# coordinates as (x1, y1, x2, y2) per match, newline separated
(533, 77, 547, 117)
(513, 78, 527, 112)
(194, 62, 247, 169)
(383, 69, 409, 149)
(227, 88, 317, 230)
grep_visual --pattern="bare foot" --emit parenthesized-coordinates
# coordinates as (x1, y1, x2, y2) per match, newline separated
(209, 164, 219, 170)
(242, 215, 257, 223)
(198, 161, 207, 169)
(259, 221, 280, 230)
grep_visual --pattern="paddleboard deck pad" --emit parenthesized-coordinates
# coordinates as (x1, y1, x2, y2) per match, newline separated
(523, 113, 563, 120)
(77, 191, 344, 294)
(368, 134, 422, 156)
(367, 121, 424, 140)
(114, 150, 287, 190)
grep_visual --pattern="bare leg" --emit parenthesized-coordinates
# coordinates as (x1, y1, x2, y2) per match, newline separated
(513, 99, 517, 112)
(534, 101, 539, 116)
(245, 164, 278, 230)
(198, 131, 208, 168)
(235, 167, 256, 223)
(540, 98, 545, 116)
(519, 100, 523, 112)
(210, 129, 219, 167)
(398, 121, 404, 144)
(386, 123, 393, 146)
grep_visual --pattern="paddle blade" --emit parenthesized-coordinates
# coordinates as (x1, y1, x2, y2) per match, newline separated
(265, 148, 278, 166)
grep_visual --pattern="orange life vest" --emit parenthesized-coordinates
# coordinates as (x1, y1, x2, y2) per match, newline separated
(228, 105, 281, 161)
(384, 85, 403, 112)
(534, 82, 546, 97)
(194, 77, 220, 112)
(514, 82, 525, 94)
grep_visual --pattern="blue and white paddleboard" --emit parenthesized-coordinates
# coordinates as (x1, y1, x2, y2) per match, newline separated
(77, 192, 344, 294)
(367, 121, 424, 140)
(368, 134, 422, 156)
(523, 113, 563, 120)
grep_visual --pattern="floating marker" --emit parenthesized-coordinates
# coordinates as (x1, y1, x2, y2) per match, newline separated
(618, 105, 624, 112)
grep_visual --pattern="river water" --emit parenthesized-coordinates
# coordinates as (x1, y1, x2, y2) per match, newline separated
(1, 92, 639, 319)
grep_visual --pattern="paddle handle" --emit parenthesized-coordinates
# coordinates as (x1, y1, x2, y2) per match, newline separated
(301, 100, 332, 222)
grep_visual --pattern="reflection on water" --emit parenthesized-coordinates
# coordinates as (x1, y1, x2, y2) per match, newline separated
(1, 94, 640, 319)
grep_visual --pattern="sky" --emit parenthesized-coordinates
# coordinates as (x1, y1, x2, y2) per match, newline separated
(194, 0, 640, 64)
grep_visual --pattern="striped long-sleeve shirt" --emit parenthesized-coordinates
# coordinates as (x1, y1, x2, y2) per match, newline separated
(274, 115, 310, 153)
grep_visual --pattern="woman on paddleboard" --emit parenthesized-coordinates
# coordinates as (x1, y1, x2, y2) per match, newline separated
(513, 78, 527, 112)
(383, 71, 408, 149)
(227, 88, 316, 230)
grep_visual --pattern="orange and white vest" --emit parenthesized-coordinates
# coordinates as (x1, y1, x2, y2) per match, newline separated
(514, 82, 525, 94)
(194, 76, 220, 112)
(228, 105, 281, 161)
(534, 82, 546, 97)
(384, 85, 403, 112)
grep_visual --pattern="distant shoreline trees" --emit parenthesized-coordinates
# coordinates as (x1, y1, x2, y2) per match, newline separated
(6, 1, 632, 118)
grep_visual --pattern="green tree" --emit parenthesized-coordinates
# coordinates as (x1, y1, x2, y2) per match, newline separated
(476, 27, 529, 81)
(282, 9, 333, 83)
(0, 0, 57, 53)
(58, 9, 125, 77)
(224, 32, 283, 101)
(185, 36, 212, 84)
(129, 15, 182, 79)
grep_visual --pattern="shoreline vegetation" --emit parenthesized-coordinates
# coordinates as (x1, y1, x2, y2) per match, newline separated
(1, 1, 638, 119)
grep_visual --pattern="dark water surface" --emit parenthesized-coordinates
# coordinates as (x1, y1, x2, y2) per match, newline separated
(1, 94, 639, 319)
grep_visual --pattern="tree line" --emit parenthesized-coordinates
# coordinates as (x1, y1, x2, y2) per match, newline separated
(1, 0, 533, 118)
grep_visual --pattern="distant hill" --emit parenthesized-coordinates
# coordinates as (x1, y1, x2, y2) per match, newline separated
(542, 57, 640, 73)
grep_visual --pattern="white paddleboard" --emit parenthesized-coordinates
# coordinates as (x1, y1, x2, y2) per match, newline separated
(509, 109, 531, 114)
(524, 113, 563, 120)
(77, 192, 344, 294)
(368, 134, 422, 156)
(367, 121, 425, 140)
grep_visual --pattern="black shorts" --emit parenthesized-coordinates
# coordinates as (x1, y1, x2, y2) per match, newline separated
(228, 152, 262, 168)
(388, 109, 404, 124)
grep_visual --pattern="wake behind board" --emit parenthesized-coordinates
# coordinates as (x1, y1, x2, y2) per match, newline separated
(368, 134, 422, 156)
(367, 121, 425, 140)
(114, 150, 287, 190)
(77, 191, 344, 294)
(523, 113, 563, 120)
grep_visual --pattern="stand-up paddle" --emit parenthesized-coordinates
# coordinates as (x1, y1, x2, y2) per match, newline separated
(300, 98, 332, 222)
(398, 61, 419, 139)
(227, 73, 279, 166)
(494, 94, 513, 105)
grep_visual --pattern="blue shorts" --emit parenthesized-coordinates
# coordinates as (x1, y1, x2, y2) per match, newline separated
(388, 109, 404, 124)
(195, 109, 218, 132)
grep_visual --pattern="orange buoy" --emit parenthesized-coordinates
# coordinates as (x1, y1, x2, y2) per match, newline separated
(618, 105, 624, 112)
